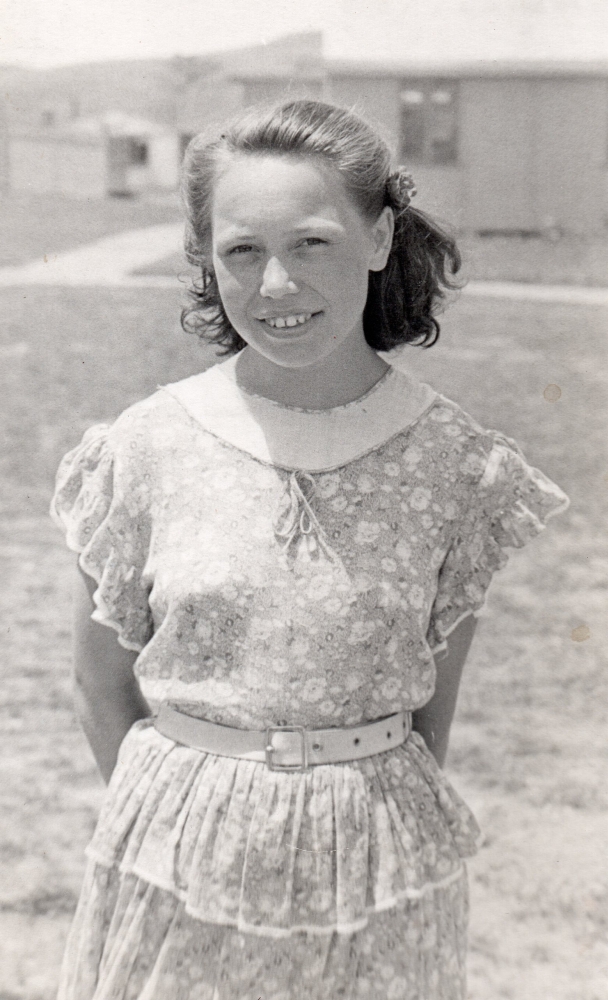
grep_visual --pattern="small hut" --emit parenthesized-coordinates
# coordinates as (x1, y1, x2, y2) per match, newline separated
(9, 111, 180, 198)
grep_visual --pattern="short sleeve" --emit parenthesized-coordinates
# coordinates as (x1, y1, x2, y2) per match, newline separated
(50, 423, 153, 652)
(427, 433, 569, 651)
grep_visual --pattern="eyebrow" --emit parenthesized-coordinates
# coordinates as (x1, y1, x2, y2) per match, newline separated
(291, 219, 344, 234)
(215, 220, 345, 246)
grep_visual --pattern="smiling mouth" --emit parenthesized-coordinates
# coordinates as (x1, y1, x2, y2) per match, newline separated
(261, 312, 320, 329)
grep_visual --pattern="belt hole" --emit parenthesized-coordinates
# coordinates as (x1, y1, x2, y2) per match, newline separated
(387, 731, 391, 738)
(354, 737, 360, 745)
(312, 742, 321, 751)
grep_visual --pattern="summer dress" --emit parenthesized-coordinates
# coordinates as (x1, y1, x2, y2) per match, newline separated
(50, 355, 569, 1000)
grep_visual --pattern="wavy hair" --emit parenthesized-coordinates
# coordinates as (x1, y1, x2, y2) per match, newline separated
(181, 100, 461, 353)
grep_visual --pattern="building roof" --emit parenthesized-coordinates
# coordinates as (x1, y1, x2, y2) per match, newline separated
(327, 58, 608, 80)
(64, 111, 174, 137)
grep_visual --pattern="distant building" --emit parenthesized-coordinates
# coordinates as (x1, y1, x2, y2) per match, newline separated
(8, 111, 179, 198)
(177, 32, 325, 155)
(4, 32, 608, 231)
(326, 61, 608, 235)
(176, 33, 608, 234)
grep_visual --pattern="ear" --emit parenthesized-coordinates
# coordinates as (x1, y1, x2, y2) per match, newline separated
(369, 206, 395, 272)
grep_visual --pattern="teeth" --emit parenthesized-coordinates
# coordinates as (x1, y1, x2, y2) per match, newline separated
(266, 313, 313, 329)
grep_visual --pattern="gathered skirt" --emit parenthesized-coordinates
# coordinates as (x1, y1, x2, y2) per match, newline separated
(58, 862, 468, 1000)
(57, 720, 477, 1000)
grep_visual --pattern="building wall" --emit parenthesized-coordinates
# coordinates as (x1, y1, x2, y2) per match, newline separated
(408, 166, 465, 228)
(327, 74, 464, 226)
(0, 99, 9, 190)
(107, 133, 180, 194)
(327, 75, 401, 151)
(148, 134, 180, 188)
(533, 79, 607, 232)
(460, 79, 536, 231)
(460, 77, 608, 233)
(9, 135, 106, 198)
(329, 71, 608, 233)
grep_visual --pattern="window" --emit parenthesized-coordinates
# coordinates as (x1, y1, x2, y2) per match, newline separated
(399, 81, 458, 165)
(129, 140, 148, 166)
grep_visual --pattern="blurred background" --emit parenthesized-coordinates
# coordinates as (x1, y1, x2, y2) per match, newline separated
(1, 2, 607, 998)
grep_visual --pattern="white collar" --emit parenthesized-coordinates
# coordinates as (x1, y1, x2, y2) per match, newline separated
(161, 354, 437, 473)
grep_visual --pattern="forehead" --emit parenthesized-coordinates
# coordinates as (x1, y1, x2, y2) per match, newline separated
(211, 153, 362, 233)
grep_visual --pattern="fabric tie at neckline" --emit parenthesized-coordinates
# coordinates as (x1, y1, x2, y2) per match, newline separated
(273, 471, 339, 565)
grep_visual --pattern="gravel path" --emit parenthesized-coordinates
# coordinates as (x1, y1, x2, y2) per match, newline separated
(0, 224, 183, 287)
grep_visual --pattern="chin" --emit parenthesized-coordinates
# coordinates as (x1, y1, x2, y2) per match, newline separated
(251, 337, 339, 370)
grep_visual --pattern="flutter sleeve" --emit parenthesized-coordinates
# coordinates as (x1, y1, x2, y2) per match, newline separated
(427, 432, 570, 652)
(50, 422, 153, 652)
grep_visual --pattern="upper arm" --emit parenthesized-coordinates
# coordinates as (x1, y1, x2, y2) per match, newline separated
(413, 613, 478, 765)
(73, 563, 139, 694)
(433, 613, 477, 707)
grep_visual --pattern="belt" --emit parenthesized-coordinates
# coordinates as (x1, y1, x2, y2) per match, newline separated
(154, 703, 412, 771)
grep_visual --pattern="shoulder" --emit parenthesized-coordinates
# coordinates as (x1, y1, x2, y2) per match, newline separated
(413, 394, 569, 525)
(101, 383, 196, 461)
(407, 393, 497, 477)
(111, 385, 181, 436)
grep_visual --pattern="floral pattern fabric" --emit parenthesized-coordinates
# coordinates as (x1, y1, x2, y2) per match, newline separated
(59, 860, 469, 1000)
(51, 361, 569, 998)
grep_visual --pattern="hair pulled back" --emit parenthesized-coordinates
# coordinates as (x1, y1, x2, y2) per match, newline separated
(181, 99, 461, 353)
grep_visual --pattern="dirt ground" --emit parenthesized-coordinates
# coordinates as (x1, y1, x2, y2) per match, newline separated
(0, 213, 607, 997)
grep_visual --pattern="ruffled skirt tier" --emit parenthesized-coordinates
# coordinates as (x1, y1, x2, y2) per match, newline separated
(57, 719, 479, 998)
(85, 720, 480, 936)
(59, 861, 469, 1000)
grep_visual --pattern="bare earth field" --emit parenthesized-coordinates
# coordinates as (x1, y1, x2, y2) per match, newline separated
(0, 203, 607, 998)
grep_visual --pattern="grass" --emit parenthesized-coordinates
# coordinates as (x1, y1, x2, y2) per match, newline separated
(458, 232, 608, 287)
(0, 286, 215, 517)
(0, 191, 181, 268)
(0, 195, 607, 997)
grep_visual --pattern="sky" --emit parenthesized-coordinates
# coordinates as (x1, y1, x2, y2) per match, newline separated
(2, 0, 608, 69)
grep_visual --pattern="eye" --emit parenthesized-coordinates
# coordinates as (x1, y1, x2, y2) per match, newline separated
(228, 244, 256, 255)
(299, 237, 327, 247)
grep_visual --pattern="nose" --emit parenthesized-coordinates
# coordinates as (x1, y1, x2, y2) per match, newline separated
(259, 256, 299, 299)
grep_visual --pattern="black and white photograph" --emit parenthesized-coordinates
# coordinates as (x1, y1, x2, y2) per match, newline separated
(1, 2, 607, 998)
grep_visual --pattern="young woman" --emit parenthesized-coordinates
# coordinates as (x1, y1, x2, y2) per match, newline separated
(51, 100, 569, 1000)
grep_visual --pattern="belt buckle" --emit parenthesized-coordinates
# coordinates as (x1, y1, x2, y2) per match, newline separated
(265, 725, 308, 771)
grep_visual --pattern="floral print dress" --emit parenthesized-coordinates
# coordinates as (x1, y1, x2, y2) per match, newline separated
(50, 356, 569, 1000)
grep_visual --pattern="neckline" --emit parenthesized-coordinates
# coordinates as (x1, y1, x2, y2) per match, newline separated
(160, 357, 438, 473)
(220, 355, 397, 414)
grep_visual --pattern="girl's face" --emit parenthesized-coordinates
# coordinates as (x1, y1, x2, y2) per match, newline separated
(210, 154, 394, 369)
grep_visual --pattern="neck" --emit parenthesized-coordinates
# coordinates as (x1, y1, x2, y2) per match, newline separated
(234, 335, 390, 410)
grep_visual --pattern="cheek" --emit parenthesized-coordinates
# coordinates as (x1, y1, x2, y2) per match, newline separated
(322, 251, 371, 313)
(214, 260, 249, 313)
